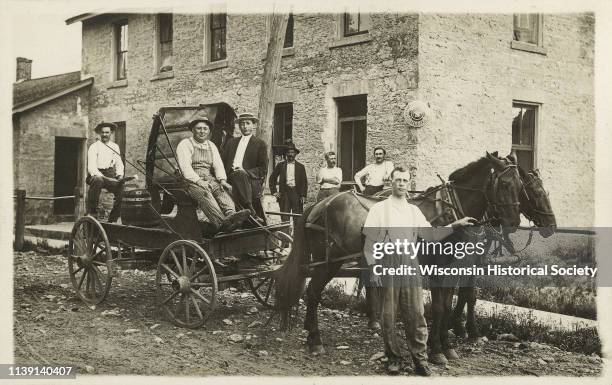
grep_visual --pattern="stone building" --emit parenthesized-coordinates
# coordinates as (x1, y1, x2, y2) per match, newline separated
(66, 12, 594, 226)
(12, 58, 93, 224)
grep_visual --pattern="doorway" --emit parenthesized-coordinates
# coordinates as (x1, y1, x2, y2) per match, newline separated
(54, 137, 83, 215)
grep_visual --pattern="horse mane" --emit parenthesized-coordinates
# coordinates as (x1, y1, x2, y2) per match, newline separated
(448, 156, 491, 182)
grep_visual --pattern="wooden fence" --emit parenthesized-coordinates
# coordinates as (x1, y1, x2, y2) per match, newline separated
(13, 187, 83, 250)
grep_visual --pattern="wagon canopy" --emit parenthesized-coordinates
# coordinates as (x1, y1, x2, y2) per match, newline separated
(145, 103, 236, 188)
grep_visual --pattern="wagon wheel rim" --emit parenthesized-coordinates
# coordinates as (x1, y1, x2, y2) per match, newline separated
(156, 240, 217, 328)
(248, 231, 293, 309)
(68, 216, 113, 305)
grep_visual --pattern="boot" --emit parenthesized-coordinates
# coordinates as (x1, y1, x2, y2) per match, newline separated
(219, 209, 251, 232)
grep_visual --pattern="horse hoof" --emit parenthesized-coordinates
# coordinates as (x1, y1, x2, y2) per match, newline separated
(310, 345, 326, 356)
(368, 321, 381, 331)
(429, 353, 448, 366)
(444, 348, 459, 360)
(453, 328, 468, 339)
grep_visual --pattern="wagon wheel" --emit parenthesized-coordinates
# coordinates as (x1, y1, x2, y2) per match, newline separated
(156, 240, 217, 328)
(68, 216, 113, 305)
(247, 231, 293, 309)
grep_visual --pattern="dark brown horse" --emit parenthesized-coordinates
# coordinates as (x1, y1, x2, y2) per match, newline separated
(450, 165, 557, 341)
(274, 152, 523, 359)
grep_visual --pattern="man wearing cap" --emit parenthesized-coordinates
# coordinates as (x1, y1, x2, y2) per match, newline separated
(221, 113, 268, 221)
(86, 122, 125, 222)
(176, 114, 251, 233)
(316, 151, 342, 202)
(354, 147, 394, 195)
(269, 141, 307, 222)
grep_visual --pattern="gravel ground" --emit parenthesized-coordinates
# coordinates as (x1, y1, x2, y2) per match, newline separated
(13, 251, 603, 377)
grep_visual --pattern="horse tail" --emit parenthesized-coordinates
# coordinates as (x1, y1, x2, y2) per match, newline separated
(274, 208, 310, 330)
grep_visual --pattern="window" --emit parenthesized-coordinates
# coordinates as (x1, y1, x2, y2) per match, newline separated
(343, 13, 370, 36)
(114, 21, 128, 80)
(272, 103, 293, 164)
(210, 13, 227, 62)
(511, 103, 537, 171)
(512, 14, 546, 54)
(157, 14, 173, 73)
(284, 13, 294, 48)
(330, 13, 372, 49)
(337, 96, 367, 181)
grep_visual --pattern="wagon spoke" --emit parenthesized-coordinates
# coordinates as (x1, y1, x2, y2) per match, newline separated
(183, 252, 189, 277)
(162, 290, 179, 305)
(190, 254, 198, 274)
(170, 250, 183, 275)
(191, 288, 211, 305)
(90, 267, 98, 296)
(161, 263, 180, 279)
(92, 260, 107, 267)
(72, 264, 85, 275)
(185, 294, 191, 323)
(77, 268, 87, 290)
(191, 266, 210, 282)
(190, 295, 204, 319)
(191, 281, 213, 287)
(175, 294, 185, 318)
(85, 269, 92, 298)
(253, 279, 268, 291)
(263, 280, 274, 303)
(92, 264, 107, 282)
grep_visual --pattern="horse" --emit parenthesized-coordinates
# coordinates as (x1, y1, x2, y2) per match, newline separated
(450, 165, 557, 341)
(274, 152, 523, 359)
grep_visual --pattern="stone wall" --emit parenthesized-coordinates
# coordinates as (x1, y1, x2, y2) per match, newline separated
(417, 14, 594, 226)
(14, 89, 89, 224)
(81, 13, 420, 200)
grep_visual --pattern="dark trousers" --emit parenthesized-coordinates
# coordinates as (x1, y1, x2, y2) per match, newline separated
(86, 168, 123, 222)
(316, 187, 340, 202)
(228, 169, 265, 219)
(279, 186, 303, 222)
(364, 185, 384, 196)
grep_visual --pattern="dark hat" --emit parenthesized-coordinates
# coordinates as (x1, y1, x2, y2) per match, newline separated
(188, 111, 214, 130)
(95, 122, 117, 134)
(285, 141, 300, 154)
(236, 112, 259, 124)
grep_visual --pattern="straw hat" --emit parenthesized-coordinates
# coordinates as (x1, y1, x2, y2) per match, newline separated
(403, 100, 431, 128)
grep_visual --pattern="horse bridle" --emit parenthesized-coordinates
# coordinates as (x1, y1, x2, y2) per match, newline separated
(451, 162, 522, 224)
(520, 172, 555, 224)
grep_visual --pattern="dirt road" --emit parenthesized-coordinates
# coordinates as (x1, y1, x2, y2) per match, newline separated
(13, 251, 602, 377)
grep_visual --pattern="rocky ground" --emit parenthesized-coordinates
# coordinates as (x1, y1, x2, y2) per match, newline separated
(13, 250, 603, 377)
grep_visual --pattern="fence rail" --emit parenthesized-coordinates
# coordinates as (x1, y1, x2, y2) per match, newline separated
(13, 187, 83, 251)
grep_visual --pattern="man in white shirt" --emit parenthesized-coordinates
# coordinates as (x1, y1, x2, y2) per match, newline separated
(316, 151, 343, 202)
(363, 166, 474, 376)
(176, 115, 250, 233)
(354, 147, 394, 195)
(86, 122, 125, 222)
(221, 113, 268, 222)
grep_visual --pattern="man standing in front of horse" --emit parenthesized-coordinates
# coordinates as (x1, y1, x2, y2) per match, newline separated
(354, 147, 394, 195)
(363, 166, 474, 376)
(269, 141, 307, 222)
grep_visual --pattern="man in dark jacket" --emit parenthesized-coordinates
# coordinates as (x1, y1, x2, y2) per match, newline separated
(269, 142, 307, 222)
(221, 113, 268, 222)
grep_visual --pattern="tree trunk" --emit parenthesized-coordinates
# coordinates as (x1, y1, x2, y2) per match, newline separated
(257, 13, 289, 188)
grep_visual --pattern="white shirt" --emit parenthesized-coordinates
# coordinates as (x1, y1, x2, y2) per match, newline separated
(317, 166, 343, 189)
(232, 134, 252, 169)
(286, 162, 295, 187)
(176, 137, 226, 183)
(87, 140, 124, 177)
(362, 196, 430, 264)
(354, 161, 394, 187)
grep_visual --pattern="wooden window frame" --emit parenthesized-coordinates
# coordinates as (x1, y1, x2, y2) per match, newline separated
(152, 13, 174, 79)
(511, 101, 540, 170)
(113, 20, 128, 81)
(202, 12, 228, 71)
(511, 14, 547, 55)
(336, 96, 367, 182)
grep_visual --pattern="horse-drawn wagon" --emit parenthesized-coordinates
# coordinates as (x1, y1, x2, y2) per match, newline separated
(67, 103, 292, 328)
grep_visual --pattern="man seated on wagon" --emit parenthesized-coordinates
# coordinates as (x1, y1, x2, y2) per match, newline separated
(176, 113, 251, 233)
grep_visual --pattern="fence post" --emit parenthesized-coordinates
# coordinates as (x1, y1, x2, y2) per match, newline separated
(14, 189, 26, 251)
(74, 186, 83, 219)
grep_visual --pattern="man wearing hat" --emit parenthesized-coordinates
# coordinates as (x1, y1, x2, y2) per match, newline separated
(176, 113, 251, 233)
(221, 113, 269, 221)
(269, 141, 307, 222)
(86, 122, 125, 222)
